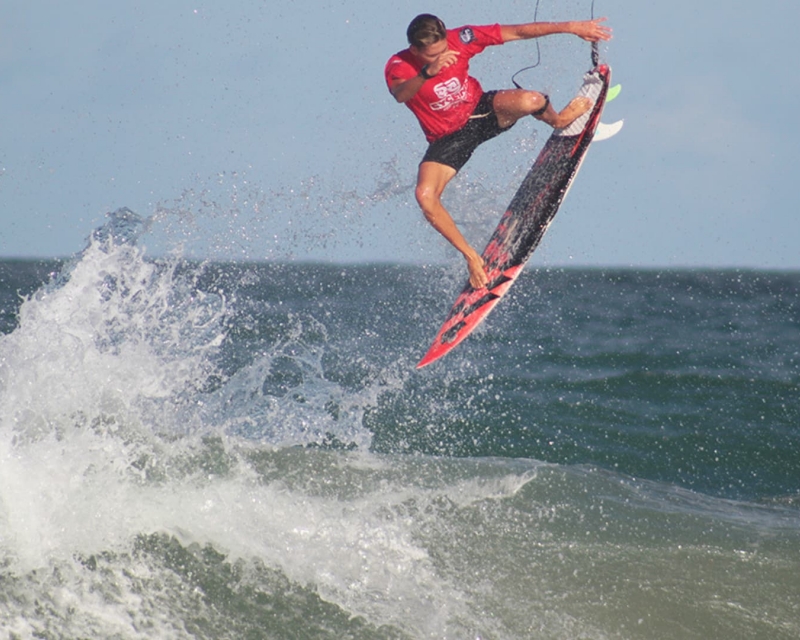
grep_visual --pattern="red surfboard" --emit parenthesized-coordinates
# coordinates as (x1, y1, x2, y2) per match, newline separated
(417, 63, 616, 369)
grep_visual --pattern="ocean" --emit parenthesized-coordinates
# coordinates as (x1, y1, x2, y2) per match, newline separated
(1, 209, 798, 639)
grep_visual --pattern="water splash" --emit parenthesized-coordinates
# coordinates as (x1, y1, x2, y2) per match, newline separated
(0, 209, 380, 593)
(1, 209, 225, 445)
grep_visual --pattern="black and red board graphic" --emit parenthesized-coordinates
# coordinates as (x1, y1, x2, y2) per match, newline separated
(417, 64, 614, 369)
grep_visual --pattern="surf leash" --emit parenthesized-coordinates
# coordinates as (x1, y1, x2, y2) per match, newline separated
(510, 0, 543, 89)
(590, 0, 600, 66)
(511, 0, 600, 90)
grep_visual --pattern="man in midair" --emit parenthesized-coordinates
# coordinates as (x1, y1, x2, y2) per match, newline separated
(385, 14, 612, 288)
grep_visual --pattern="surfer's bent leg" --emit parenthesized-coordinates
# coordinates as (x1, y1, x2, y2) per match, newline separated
(414, 91, 516, 290)
(493, 89, 592, 129)
(415, 162, 488, 290)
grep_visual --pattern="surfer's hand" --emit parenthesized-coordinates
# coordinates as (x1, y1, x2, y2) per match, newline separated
(466, 254, 488, 289)
(573, 18, 612, 42)
(428, 49, 460, 76)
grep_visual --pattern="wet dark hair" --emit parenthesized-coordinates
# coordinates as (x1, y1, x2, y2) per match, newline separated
(406, 14, 447, 48)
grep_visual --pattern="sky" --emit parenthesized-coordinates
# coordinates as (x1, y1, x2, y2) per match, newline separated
(1, 0, 798, 269)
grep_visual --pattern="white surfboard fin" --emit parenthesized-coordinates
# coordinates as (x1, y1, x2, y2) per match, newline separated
(594, 119, 624, 142)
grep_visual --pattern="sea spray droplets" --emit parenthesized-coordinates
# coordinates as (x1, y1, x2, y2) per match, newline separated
(0, 209, 229, 445)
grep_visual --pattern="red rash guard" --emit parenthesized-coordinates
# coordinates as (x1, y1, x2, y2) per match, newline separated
(385, 24, 505, 142)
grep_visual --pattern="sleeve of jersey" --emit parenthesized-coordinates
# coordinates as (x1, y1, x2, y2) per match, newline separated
(455, 24, 504, 54)
(385, 56, 416, 92)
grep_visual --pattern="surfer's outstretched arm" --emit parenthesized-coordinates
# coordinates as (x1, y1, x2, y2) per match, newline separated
(499, 18, 612, 44)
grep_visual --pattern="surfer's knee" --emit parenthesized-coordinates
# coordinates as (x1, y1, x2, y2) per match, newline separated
(494, 90, 548, 126)
(498, 91, 547, 116)
(415, 182, 440, 214)
(517, 91, 550, 115)
(524, 92, 550, 118)
(415, 162, 455, 217)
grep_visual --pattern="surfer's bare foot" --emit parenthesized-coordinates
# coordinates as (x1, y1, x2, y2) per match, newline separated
(550, 97, 592, 129)
(466, 253, 488, 289)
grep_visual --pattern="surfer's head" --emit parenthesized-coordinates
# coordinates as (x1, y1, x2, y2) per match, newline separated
(407, 14, 446, 48)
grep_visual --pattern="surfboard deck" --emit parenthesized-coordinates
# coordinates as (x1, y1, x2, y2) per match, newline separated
(417, 64, 616, 369)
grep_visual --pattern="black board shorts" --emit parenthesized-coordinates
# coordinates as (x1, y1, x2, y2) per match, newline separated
(421, 91, 514, 172)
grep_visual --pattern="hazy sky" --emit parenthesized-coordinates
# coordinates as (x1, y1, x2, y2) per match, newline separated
(2, 0, 798, 269)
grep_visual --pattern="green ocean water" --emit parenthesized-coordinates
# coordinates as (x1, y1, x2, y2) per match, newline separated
(1, 215, 798, 638)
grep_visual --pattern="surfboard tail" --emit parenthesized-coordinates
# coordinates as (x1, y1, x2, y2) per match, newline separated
(416, 265, 523, 369)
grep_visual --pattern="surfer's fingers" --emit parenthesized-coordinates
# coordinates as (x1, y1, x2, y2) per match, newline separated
(578, 17, 612, 42)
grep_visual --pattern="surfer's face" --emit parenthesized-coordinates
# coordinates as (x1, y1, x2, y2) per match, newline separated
(410, 38, 448, 65)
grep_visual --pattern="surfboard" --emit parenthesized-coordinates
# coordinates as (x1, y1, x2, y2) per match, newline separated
(417, 63, 621, 369)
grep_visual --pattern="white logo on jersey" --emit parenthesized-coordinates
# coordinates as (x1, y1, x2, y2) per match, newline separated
(430, 77, 468, 111)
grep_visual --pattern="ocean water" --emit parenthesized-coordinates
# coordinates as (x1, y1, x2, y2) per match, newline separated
(1, 210, 799, 639)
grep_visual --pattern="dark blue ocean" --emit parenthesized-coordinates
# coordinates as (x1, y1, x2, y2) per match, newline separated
(1, 211, 798, 639)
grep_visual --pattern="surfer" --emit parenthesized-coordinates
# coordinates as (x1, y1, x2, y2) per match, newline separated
(386, 14, 612, 289)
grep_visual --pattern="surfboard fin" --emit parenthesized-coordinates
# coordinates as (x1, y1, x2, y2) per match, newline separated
(594, 119, 624, 141)
(606, 84, 622, 103)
